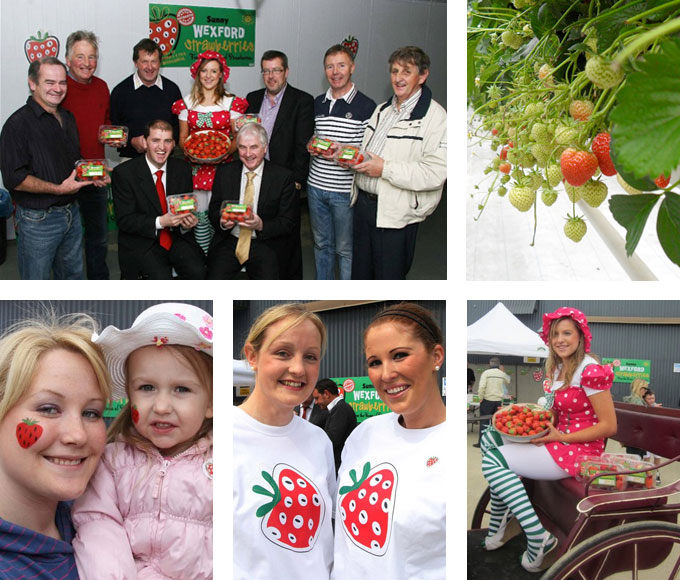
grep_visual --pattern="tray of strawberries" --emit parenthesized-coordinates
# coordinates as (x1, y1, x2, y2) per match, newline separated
(167, 193, 197, 215)
(220, 202, 253, 223)
(492, 403, 554, 442)
(306, 135, 337, 156)
(184, 130, 231, 164)
(334, 144, 370, 166)
(98, 125, 129, 147)
(75, 159, 110, 182)
(231, 114, 262, 133)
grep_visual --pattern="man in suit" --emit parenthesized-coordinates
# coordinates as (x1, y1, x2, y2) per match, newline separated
(112, 119, 205, 279)
(246, 50, 314, 279)
(207, 122, 297, 279)
(295, 393, 329, 429)
(313, 378, 357, 473)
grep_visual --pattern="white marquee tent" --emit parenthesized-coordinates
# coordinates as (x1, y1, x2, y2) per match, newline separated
(467, 302, 549, 358)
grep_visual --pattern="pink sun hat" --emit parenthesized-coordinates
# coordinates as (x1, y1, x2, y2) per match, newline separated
(92, 303, 213, 400)
(539, 307, 592, 353)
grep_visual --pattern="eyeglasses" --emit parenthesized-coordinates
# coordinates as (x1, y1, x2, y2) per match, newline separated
(261, 68, 285, 76)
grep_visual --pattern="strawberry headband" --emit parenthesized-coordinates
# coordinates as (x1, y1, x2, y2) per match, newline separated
(539, 307, 592, 353)
(190, 50, 229, 83)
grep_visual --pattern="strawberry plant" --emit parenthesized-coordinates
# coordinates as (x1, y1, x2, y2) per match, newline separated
(468, 0, 680, 266)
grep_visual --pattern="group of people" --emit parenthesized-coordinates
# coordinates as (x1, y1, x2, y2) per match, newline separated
(0, 31, 447, 280)
(0, 301, 213, 578)
(234, 302, 446, 579)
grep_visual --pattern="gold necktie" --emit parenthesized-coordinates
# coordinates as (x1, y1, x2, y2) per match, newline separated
(235, 171, 256, 264)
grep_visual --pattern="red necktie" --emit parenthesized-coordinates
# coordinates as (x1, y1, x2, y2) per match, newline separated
(155, 170, 172, 250)
(302, 405, 309, 420)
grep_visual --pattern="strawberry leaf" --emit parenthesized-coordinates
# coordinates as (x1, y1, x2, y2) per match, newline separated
(608, 194, 660, 256)
(656, 193, 680, 266)
(610, 38, 680, 180)
(253, 471, 281, 517)
(339, 462, 371, 495)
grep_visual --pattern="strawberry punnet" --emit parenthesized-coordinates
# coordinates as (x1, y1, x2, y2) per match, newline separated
(338, 462, 397, 556)
(560, 148, 599, 187)
(253, 464, 325, 552)
(591, 132, 617, 176)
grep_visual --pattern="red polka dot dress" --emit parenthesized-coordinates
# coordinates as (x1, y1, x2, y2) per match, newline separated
(543, 356, 614, 476)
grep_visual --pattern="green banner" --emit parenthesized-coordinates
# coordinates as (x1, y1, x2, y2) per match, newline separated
(602, 358, 651, 383)
(149, 4, 255, 67)
(331, 376, 390, 423)
(104, 398, 128, 418)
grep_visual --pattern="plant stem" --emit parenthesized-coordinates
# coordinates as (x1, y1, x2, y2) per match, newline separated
(615, 17, 680, 64)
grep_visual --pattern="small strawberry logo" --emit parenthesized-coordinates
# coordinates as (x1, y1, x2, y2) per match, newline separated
(426, 456, 439, 467)
(16, 418, 43, 448)
(149, 6, 180, 55)
(131, 405, 140, 425)
(203, 459, 213, 479)
(24, 31, 59, 63)
(253, 464, 325, 552)
(342, 35, 359, 58)
(533, 368, 544, 382)
(152, 336, 169, 347)
(338, 462, 397, 556)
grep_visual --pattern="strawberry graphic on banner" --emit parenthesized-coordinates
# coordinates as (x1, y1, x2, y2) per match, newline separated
(25, 31, 59, 63)
(338, 461, 397, 556)
(149, 6, 180, 55)
(342, 35, 359, 58)
(253, 463, 325, 552)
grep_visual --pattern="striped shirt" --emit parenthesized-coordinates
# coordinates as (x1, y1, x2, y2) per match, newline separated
(355, 89, 422, 195)
(0, 502, 79, 580)
(308, 84, 376, 194)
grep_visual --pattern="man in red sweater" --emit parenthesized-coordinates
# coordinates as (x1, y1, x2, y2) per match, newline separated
(62, 30, 113, 279)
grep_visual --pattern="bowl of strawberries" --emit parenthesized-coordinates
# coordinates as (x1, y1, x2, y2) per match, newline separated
(184, 130, 231, 164)
(492, 403, 554, 442)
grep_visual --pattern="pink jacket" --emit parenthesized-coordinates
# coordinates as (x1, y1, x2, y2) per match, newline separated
(71, 435, 213, 579)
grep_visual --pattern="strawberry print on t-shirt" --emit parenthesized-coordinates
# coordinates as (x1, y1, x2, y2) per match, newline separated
(338, 462, 397, 556)
(252, 463, 325, 553)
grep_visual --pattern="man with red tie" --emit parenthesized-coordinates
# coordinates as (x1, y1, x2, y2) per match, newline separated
(111, 119, 205, 279)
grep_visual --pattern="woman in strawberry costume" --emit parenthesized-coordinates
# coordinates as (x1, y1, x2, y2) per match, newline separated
(332, 303, 446, 580)
(0, 314, 111, 580)
(172, 51, 248, 255)
(233, 303, 335, 580)
(479, 307, 617, 573)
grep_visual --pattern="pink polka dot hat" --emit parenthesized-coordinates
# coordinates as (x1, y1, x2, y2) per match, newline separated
(539, 306, 592, 353)
(93, 302, 213, 400)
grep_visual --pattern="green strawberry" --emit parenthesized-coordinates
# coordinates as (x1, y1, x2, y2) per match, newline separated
(555, 126, 580, 146)
(580, 179, 608, 207)
(509, 186, 536, 212)
(525, 102, 545, 116)
(501, 31, 523, 50)
(546, 164, 562, 187)
(530, 123, 550, 144)
(564, 215, 587, 242)
(541, 188, 558, 206)
(564, 182, 581, 203)
(585, 56, 624, 89)
(528, 172, 545, 191)
(531, 143, 551, 166)
(497, 186, 508, 197)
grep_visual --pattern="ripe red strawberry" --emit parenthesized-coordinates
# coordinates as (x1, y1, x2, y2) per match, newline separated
(654, 174, 671, 189)
(342, 35, 359, 58)
(560, 148, 599, 186)
(253, 464, 325, 552)
(131, 405, 140, 424)
(149, 6, 180, 55)
(25, 31, 59, 63)
(499, 146, 509, 161)
(16, 418, 43, 448)
(591, 133, 617, 176)
(499, 162, 511, 174)
(338, 462, 397, 556)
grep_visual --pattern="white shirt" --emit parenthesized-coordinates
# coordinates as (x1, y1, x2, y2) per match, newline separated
(145, 157, 168, 231)
(326, 396, 342, 413)
(133, 72, 164, 90)
(230, 162, 264, 239)
(325, 82, 355, 114)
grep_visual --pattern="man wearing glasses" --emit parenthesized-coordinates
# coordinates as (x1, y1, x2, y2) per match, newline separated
(246, 50, 314, 279)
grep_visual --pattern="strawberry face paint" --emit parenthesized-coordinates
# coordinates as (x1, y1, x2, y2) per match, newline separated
(16, 418, 43, 448)
(131, 405, 140, 424)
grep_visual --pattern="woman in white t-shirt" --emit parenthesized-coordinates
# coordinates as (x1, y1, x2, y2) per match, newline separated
(233, 303, 336, 580)
(332, 302, 446, 580)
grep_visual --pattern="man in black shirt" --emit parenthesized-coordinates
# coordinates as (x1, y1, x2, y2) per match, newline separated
(110, 39, 182, 158)
(0, 57, 95, 279)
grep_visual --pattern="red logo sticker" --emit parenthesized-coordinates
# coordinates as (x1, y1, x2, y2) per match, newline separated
(343, 378, 355, 392)
(177, 7, 195, 26)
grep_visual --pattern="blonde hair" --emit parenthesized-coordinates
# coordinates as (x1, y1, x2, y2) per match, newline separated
(107, 345, 213, 454)
(243, 303, 327, 358)
(630, 378, 649, 398)
(544, 316, 591, 389)
(189, 58, 230, 107)
(0, 314, 111, 423)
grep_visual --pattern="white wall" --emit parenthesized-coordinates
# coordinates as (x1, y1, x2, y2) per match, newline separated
(0, 0, 446, 138)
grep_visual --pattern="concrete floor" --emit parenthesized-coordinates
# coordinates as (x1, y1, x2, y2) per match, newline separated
(0, 193, 446, 280)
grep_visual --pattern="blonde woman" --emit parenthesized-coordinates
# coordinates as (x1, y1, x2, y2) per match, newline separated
(233, 303, 335, 580)
(623, 378, 649, 405)
(0, 314, 111, 579)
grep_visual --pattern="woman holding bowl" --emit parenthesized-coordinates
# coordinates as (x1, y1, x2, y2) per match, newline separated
(479, 307, 616, 572)
(233, 303, 335, 579)
(331, 302, 446, 580)
(0, 314, 111, 579)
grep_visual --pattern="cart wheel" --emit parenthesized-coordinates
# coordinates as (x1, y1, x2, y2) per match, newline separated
(540, 520, 680, 580)
(470, 486, 491, 529)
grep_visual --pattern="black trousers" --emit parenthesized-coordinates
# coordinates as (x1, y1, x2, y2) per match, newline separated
(351, 190, 418, 280)
(120, 235, 206, 279)
(478, 399, 502, 443)
(207, 235, 279, 279)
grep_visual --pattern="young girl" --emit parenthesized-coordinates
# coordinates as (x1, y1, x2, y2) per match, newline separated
(72, 303, 213, 580)
(480, 307, 616, 572)
(0, 313, 111, 580)
(233, 303, 335, 580)
(332, 303, 446, 580)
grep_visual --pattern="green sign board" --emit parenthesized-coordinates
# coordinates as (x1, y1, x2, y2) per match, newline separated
(602, 358, 651, 383)
(331, 376, 390, 423)
(149, 4, 256, 67)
